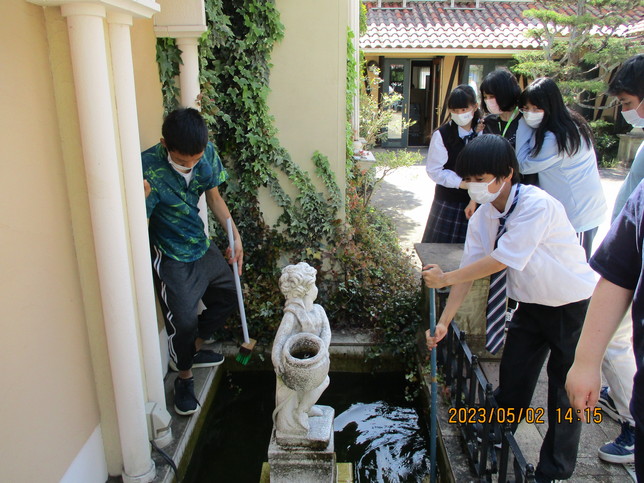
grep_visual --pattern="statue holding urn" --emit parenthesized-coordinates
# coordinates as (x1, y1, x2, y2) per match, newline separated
(271, 262, 331, 441)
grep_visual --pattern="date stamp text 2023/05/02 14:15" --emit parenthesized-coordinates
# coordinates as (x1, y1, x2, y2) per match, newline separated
(448, 406, 604, 425)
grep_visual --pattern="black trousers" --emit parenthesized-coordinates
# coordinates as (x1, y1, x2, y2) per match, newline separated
(152, 244, 237, 371)
(635, 413, 644, 482)
(494, 298, 589, 480)
(577, 226, 598, 262)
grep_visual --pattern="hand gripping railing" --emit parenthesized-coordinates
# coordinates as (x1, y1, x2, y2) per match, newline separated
(431, 304, 536, 482)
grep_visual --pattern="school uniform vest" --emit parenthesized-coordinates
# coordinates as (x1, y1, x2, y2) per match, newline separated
(434, 122, 471, 203)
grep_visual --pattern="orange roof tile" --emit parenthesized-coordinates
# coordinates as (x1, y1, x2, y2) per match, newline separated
(361, 1, 644, 50)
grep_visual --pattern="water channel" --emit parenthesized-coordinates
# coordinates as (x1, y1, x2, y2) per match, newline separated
(183, 371, 431, 482)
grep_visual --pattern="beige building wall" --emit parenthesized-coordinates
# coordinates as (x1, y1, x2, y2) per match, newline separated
(132, 18, 165, 150)
(0, 2, 102, 481)
(264, 0, 350, 225)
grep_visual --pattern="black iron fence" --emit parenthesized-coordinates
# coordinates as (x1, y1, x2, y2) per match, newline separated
(436, 322, 536, 482)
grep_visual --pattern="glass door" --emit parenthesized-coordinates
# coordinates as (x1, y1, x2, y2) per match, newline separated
(463, 59, 515, 103)
(382, 59, 411, 148)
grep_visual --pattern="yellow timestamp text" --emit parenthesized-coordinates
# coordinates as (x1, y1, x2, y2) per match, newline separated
(555, 407, 603, 424)
(448, 406, 545, 425)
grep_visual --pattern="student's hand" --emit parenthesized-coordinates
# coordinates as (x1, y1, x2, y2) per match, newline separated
(226, 238, 244, 276)
(475, 118, 485, 133)
(464, 200, 478, 219)
(565, 361, 601, 412)
(143, 179, 151, 199)
(422, 264, 447, 288)
(425, 323, 448, 350)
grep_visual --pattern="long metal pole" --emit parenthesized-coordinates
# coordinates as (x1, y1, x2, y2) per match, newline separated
(429, 287, 438, 483)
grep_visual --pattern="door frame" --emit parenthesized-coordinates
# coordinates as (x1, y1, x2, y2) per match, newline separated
(381, 58, 411, 148)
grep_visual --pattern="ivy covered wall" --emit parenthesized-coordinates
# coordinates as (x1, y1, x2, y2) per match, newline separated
(156, 0, 422, 374)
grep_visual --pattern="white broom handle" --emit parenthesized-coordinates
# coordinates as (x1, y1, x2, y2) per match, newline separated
(226, 217, 250, 344)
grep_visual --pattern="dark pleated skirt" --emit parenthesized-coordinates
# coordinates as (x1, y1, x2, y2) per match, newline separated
(421, 198, 469, 243)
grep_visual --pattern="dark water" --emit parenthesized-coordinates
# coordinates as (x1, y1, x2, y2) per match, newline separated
(183, 371, 430, 483)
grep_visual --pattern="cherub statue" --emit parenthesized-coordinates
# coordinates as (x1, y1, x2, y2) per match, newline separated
(272, 262, 331, 438)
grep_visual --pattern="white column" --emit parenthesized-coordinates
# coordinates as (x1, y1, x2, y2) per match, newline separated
(176, 37, 201, 109)
(176, 36, 209, 233)
(107, 12, 172, 447)
(61, 4, 155, 482)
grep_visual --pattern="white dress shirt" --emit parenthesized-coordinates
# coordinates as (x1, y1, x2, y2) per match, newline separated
(425, 124, 476, 189)
(461, 184, 597, 306)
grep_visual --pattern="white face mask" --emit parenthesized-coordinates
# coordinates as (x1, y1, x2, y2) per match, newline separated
(523, 111, 544, 128)
(468, 179, 505, 205)
(451, 110, 474, 127)
(168, 153, 193, 173)
(622, 99, 644, 128)
(485, 98, 502, 115)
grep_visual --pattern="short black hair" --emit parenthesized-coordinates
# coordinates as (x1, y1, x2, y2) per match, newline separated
(455, 134, 520, 185)
(161, 108, 209, 155)
(448, 84, 478, 109)
(608, 54, 644, 100)
(447, 84, 481, 126)
(480, 68, 522, 112)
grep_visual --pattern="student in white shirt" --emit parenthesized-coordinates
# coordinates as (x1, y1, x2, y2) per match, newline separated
(422, 84, 481, 243)
(423, 134, 596, 483)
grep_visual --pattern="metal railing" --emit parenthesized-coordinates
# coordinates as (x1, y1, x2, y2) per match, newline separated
(436, 322, 536, 482)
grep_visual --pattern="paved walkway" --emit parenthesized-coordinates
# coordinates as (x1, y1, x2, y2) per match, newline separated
(370, 148, 636, 481)
(370, 147, 628, 266)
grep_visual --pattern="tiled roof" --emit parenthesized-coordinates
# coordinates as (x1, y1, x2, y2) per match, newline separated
(361, 1, 644, 50)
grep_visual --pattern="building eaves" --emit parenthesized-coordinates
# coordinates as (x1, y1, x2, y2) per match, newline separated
(361, 1, 644, 51)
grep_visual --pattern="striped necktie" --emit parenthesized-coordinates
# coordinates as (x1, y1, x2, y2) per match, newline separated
(486, 184, 521, 354)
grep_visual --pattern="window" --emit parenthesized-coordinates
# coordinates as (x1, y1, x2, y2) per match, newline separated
(463, 59, 515, 101)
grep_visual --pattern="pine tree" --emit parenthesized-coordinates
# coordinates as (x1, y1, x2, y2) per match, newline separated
(512, 0, 643, 110)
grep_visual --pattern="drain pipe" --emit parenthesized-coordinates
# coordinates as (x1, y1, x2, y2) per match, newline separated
(61, 3, 155, 481)
(107, 11, 173, 449)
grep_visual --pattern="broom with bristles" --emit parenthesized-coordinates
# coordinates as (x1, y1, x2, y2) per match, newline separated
(226, 217, 256, 365)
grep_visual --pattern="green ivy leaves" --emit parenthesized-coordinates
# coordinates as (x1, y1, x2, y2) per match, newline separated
(155, 1, 422, 379)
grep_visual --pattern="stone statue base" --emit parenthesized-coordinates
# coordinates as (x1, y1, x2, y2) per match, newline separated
(268, 405, 336, 483)
(618, 131, 644, 165)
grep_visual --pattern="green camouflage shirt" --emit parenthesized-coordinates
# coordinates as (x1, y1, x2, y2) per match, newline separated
(143, 142, 228, 262)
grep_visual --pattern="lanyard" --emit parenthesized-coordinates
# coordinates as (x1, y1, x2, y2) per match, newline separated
(501, 107, 519, 137)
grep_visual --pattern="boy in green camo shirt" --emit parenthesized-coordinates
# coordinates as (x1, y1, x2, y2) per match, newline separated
(143, 108, 242, 416)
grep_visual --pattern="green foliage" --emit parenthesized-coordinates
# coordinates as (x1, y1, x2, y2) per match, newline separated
(513, 0, 643, 109)
(155, 0, 423, 371)
(359, 2, 369, 36)
(590, 119, 629, 167)
(347, 27, 359, 176)
(155, 38, 181, 116)
(325, 172, 423, 373)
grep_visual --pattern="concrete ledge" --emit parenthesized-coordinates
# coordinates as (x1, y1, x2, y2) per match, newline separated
(151, 343, 225, 483)
(214, 330, 405, 373)
(260, 463, 353, 482)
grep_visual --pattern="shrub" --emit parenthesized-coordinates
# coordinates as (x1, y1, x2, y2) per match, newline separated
(590, 119, 628, 168)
